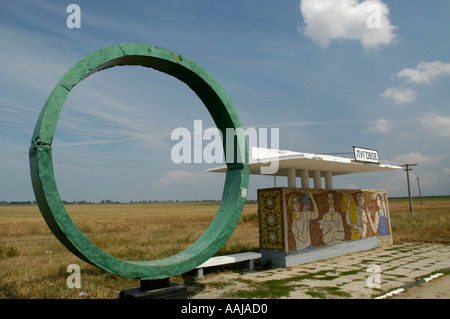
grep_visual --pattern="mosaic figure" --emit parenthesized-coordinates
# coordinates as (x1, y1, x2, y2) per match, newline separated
(368, 193, 390, 236)
(290, 191, 319, 250)
(356, 193, 371, 238)
(343, 193, 359, 240)
(345, 192, 371, 239)
(319, 192, 345, 245)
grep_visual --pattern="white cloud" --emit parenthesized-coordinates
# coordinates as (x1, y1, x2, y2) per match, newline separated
(396, 61, 450, 84)
(381, 60, 450, 104)
(299, 0, 397, 50)
(380, 87, 418, 105)
(385, 152, 446, 190)
(388, 152, 444, 167)
(420, 113, 450, 139)
(443, 168, 450, 175)
(420, 172, 440, 187)
(368, 118, 390, 133)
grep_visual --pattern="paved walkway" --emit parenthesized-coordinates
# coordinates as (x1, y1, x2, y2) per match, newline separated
(190, 243, 450, 299)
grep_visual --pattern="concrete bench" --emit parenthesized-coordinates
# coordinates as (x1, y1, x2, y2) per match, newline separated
(195, 252, 261, 278)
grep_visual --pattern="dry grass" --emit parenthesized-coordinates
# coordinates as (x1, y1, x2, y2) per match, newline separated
(0, 198, 448, 299)
(0, 202, 259, 298)
(389, 198, 450, 244)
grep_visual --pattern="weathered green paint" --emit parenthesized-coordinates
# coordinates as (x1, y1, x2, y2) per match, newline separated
(29, 43, 249, 280)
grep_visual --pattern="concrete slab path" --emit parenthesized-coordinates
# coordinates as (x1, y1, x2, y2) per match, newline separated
(190, 242, 450, 299)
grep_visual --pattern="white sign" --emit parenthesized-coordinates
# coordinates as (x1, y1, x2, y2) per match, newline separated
(353, 146, 379, 163)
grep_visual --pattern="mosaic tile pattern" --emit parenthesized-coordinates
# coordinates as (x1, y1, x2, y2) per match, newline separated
(258, 189, 284, 250)
(258, 188, 391, 253)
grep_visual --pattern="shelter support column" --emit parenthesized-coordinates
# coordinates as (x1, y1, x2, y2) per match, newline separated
(287, 168, 296, 188)
(313, 170, 322, 189)
(324, 171, 333, 189)
(300, 169, 309, 188)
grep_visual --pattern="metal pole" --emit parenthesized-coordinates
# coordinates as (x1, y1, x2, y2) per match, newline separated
(401, 164, 417, 214)
(416, 176, 423, 204)
(406, 167, 412, 214)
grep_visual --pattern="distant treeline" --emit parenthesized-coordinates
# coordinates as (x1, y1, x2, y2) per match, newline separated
(1, 199, 259, 205)
(389, 195, 450, 201)
(3, 196, 449, 205)
(0, 201, 36, 205)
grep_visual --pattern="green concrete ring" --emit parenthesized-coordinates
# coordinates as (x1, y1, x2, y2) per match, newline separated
(29, 43, 249, 280)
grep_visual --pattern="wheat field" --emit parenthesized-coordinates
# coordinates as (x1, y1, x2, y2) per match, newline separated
(0, 198, 448, 298)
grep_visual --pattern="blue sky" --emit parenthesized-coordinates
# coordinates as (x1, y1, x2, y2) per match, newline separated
(1, 0, 450, 202)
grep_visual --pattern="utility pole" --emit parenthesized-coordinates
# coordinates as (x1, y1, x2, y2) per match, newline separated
(401, 164, 417, 214)
(416, 175, 423, 204)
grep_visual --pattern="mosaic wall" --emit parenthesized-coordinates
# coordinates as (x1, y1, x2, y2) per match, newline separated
(258, 188, 391, 253)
